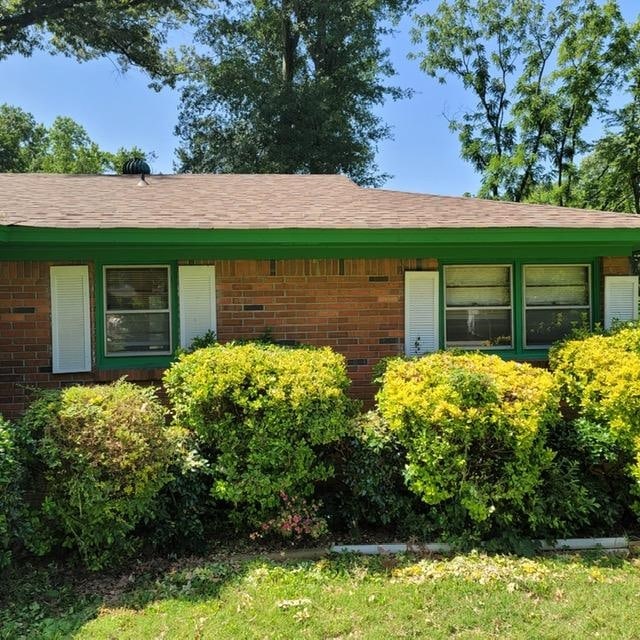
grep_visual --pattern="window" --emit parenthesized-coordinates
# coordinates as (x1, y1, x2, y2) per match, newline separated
(104, 266, 171, 356)
(444, 265, 513, 349)
(523, 265, 590, 347)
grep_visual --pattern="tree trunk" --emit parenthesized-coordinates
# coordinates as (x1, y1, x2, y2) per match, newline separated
(281, 1, 297, 83)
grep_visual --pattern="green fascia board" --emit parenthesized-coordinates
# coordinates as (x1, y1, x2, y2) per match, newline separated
(2, 226, 640, 260)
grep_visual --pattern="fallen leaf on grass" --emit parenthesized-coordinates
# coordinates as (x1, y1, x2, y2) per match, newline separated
(277, 598, 312, 609)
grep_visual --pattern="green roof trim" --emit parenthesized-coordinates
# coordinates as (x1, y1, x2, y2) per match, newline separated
(2, 226, 640, 261)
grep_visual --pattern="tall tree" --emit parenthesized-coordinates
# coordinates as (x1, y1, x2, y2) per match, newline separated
(567, 67, 640, 214)
(0, 0, 200, 80)
(412, 0, 635, 203)
(0, 104, 148, 173)
(0, 103, 46, 171)
(175, 0, 416, 186)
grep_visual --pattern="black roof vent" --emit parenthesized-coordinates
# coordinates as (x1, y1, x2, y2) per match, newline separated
(122, 158, 151, 175)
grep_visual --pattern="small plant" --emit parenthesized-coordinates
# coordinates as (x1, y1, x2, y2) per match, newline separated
(329, 411, 425, 533)
(189, 330, 217, 351)
(251, 493, 328, 542)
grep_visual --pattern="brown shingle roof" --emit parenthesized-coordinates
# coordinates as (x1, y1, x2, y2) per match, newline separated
(2, 173, 640, 229)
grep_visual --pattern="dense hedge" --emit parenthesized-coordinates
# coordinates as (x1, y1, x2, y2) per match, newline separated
(0, 415, 18, 568)
(164, 343, 355, 526)
(377, 353, 560, 538)
(550, 324, 640, 521)
(20, 381, 183, 569)
(330, 411, 427, 534)
(6, 328, 640, 567)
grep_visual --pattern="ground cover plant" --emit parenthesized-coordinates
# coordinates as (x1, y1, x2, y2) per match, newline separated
(164, 342, 356, 528)
(2, 550, 640, 639)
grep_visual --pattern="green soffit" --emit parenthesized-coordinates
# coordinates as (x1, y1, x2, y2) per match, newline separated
(2, 226, 640, 260)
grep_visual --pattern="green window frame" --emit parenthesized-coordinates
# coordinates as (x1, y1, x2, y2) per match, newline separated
(103, 265, 173, 357)
(438, 259, 599, 358)
(443, 264, 514, 350)
(522, 264, 592, 349)
(95, 261, 180, 370)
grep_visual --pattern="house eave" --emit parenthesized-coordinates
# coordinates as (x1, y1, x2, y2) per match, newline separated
(2, 226, 640, 261)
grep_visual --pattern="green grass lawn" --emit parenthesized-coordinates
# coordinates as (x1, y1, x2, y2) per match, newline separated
(2, 551, 640, 639)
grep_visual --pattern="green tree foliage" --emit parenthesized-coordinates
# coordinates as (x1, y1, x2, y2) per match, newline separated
(413, 0, 636, 204)
(175, 0, 416, 186)
(0, 103, 46, 172)
(0, 0, 199, 80)
(569, 71, 640, 214)
(0, 103, 148, 173)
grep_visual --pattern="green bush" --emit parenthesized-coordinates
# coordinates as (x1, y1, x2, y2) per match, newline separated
(146, 435, 215, 553)
(329, 411, 426, 533)
(550, 326, 640, 520)
(20, 381, 182, 569)
(376, 353, 559, 539)
(0, 415, 18, 567)
(164, 343, 355, 526)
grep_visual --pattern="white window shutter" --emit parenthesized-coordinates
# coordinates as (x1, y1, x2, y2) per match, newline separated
(50, 266, 91, 373)
(604, 275, 639, 330)
(179, 265, 217, 348)
(405, 271, 439, 355)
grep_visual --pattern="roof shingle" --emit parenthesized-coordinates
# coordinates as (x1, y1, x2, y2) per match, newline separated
(2, 173, 640, 229)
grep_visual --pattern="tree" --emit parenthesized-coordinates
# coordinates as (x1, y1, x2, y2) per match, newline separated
(570, 72, 640, 214)
(412, 0, 635, 203)
(0, 103, 148, 173)
(0, 0, 199, 80)
(175, 0, 416, 186)
(0, 104, 46, 172)
(36, 117, 112, 173)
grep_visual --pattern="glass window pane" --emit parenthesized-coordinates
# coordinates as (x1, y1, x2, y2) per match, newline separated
(446, 266, 510, 287)
(525, 309, 590, 346)
(106, 312, 170, 354)
(106, 268, 169, 311)
(525, 266, 589, 306)
(445, 266, 511, 307)
(445, 309, 512, 348)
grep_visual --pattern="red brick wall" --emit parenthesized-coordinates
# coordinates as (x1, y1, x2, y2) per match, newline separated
(1, 256, 632, 418)
(602, 256, 632, 276)
(214, 258, 437, 401)
(0, 258, 436, 418)
(0, 261, 165, 418)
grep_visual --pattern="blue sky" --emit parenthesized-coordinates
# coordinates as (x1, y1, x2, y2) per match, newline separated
(1, 1, 638, 195)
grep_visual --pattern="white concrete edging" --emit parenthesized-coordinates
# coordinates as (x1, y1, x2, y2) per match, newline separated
(330, 537, 629, 556)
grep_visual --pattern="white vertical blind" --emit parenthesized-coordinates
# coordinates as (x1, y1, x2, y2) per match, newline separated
(50, 265, 91, 373)
(405, 271, 439, 355)
(179, 265, 217, 348)
(604, 275, 639, 330)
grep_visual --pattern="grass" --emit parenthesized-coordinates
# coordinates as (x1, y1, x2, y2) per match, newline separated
(2, 551, 640, 639)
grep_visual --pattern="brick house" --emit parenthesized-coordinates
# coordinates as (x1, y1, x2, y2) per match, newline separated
(2, 173, 640, 418)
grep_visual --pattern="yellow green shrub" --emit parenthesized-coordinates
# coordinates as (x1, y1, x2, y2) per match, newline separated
(377, 353, 558, 532)
(20, 381, 183, 569)
(551, 327, 640, 505)
(0, 415, 18, 567)
(164, 343, 355, 526)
